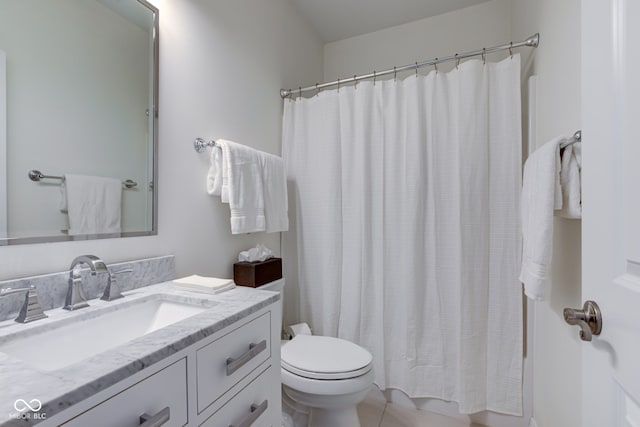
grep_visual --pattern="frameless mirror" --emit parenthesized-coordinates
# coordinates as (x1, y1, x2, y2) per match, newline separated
(0, 0, 158, 245)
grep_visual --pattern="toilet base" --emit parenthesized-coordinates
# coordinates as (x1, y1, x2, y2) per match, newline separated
(308, 406, 360, 427)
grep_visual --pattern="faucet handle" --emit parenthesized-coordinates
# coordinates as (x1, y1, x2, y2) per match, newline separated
(0, 286, 48, 323)
(101, 268, 132, 302)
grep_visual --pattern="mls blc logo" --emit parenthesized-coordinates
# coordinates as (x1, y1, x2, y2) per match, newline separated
(10, 398, 46, 420)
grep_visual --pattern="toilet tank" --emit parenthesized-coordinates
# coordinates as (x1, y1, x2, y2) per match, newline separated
(257, 277, 285, 293)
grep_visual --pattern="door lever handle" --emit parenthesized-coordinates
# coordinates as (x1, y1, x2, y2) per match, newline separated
(563, 300, 602, 341)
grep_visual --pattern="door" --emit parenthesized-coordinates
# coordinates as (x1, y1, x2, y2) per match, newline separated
(582, 1, 640, 425)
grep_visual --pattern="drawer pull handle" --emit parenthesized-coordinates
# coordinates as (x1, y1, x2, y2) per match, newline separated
(226, 340, 267, 376)
(229, 400, 268, 427)
(139, 406, 170, 427)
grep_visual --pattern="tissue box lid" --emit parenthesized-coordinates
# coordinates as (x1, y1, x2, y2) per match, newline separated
(234, 258, 282, 288)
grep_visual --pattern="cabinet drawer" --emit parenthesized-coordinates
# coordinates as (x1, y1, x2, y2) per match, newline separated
(63, 358, 187, 427)
(197, 312, 271, 413)
(199, 366, 272, 427)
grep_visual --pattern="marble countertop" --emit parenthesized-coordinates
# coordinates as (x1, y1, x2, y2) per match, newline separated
(0, 282, 279, 426)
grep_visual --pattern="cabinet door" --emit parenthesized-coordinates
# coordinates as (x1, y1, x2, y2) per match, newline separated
(196, 312, 271, 413)
(62, 358, 187, 427)
(200, 366, 272, 427)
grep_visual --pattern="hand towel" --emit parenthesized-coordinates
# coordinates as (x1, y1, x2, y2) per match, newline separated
(557, 143, 582, 219)
(64, 174, 122, 236)
(172, 275, 236, 294)
(206, 144, 223, 196)
(59, 181, 68, 213)
(519, 136, 563, 300)
(219, 139, 266, 234)
(260, 152, 289, 232)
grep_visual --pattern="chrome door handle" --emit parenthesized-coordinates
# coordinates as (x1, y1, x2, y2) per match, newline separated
(229, 400, 268, 427)
(226, 340, 267, 376)
(563, 300, 602, 341)
(139, 406, 170, 427)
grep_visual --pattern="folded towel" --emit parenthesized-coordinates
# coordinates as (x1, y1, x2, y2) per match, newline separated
(519, 136, 563, 300)
(64, 174, 122, 236)
(206, 144, 223, 196)
(217, 139, 266, 234)
(260, 152, 289, 232)
(172, 275, 236, 294)
(557, 143, 582, 219)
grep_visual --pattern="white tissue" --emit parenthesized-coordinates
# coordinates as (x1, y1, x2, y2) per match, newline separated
(238, 244, 274, 262)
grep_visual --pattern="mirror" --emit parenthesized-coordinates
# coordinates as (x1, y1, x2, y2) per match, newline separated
(0, 0, 158, 245)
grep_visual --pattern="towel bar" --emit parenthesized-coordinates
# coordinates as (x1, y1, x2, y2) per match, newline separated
(559, 130, 582, 149)
(28, 169, 138, 189)
(194, 137, 218, 153)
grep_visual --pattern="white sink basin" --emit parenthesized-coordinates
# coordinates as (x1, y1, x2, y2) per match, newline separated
(0, 294, 215, 371)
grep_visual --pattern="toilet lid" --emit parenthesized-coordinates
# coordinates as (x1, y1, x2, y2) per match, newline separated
(281, 335, 373, 380)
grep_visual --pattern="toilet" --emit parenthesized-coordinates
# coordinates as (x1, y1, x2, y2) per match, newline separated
(258, 279, 374, 427)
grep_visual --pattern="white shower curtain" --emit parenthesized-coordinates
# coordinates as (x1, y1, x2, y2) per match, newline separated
(282, 56, 523, 415)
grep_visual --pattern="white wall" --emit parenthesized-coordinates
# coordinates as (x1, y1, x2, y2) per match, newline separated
(324, 0, 511, 80)
(0, 0, 150, 237)
(0, 0, 323, 281)
(510, 1, 582, 427)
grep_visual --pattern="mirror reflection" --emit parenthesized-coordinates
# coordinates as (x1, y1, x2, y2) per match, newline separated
(0, 0, 158, 244)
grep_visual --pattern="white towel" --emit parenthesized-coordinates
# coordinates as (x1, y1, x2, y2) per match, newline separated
(219, 139, 266, 234)
(557, 143, 582, 219)
(172, 275, 236, 294)
(64, 174, 122, 236)
(206, 144, 223, 196)
(260, 152, 289, 232)
(519, 136, 563, 300)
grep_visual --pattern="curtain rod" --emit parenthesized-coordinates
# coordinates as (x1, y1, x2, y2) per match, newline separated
(280, 33, 539, 98)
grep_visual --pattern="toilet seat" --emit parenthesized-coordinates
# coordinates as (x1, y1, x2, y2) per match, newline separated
(281, 335, 373, 380)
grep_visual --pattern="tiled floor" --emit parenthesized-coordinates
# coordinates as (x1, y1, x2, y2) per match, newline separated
(356, 392, 487, 427)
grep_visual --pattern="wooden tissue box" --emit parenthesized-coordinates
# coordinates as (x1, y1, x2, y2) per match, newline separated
(233, 258, 282, 288)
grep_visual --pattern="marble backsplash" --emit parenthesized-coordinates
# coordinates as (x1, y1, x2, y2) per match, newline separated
(0, 255, 175, 322)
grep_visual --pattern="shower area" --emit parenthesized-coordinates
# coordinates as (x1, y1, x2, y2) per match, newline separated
(280, 5, 541, 426)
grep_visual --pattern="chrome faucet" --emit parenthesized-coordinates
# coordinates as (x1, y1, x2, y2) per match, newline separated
(64, 255, 108, 311)
(0, 286, 48, 323)
(101, 268, 132, 301)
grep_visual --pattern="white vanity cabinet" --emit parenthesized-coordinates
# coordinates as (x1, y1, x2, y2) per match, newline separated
(42, 300, 281, 427)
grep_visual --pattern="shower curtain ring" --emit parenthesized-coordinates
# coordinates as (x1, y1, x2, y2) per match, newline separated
(455, 54, 460, 69)
(509, 42, 513, 58)
(354, 75, 358, 89)
(337, 77, 340, 92)
(298, 87, 302, 99)
(482, 48, 486, 65)
(373, 70, 376, 86)
(315, 83, 319, 96)
(434, 59, 438, 74)
(415, 62, 418, 78)
(394, 66, 397, 81)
